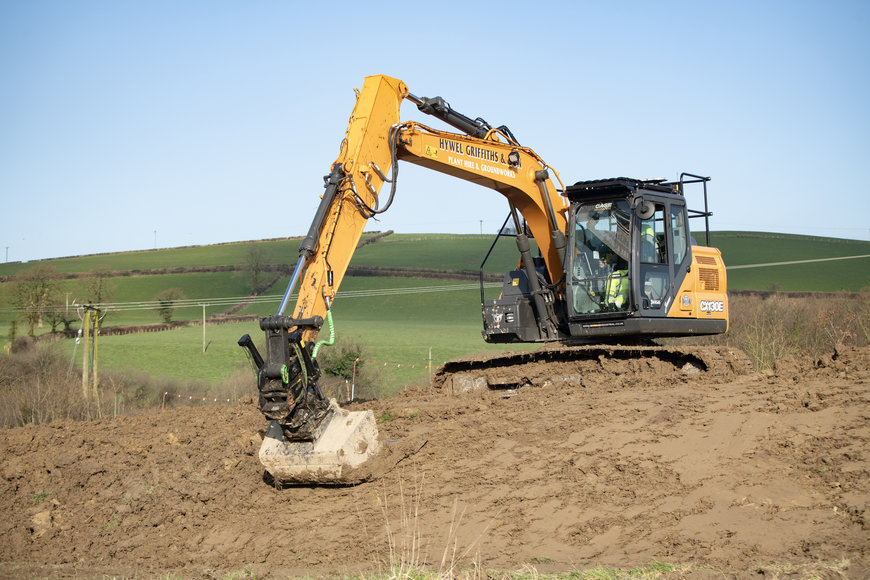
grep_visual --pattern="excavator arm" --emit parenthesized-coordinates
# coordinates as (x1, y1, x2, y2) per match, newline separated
(239, 74, 572, 484)
(277, 75, 409, 335)
(395, 120, 568, 284)
(275, 75, 569, 334)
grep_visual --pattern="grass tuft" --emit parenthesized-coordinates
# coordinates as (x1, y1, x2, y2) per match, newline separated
(31, 491, 50, 505)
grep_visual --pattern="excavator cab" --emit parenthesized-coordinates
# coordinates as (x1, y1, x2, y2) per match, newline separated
(483, 176, 728, 344)
(566, 177, 691, 337)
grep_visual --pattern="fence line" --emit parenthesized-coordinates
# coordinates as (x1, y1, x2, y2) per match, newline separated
(362, 357, 432, 369)
(160, 391, 238, 410)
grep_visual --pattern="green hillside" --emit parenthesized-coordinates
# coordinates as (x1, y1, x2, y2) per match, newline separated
(1, 231, 868, 392)
(712, 231, 869, 264)
(712, 231, 870, 292)
(0, 237, 300, 277)
(352, 233, 529, 272)
(5, 230, 865, 292)
(0, 232, 524, 277)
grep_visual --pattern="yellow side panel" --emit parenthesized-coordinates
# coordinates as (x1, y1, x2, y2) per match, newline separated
(667, 246, 729, 331)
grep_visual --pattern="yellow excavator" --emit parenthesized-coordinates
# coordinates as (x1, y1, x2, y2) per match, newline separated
(238, 75, 731, 485)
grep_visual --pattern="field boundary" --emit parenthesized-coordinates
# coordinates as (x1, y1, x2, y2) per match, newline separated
(347, 265, 502, 282)
(34, 314, 258, 342)
(1, 263, 503, 284)
(727, 254, 870, 270)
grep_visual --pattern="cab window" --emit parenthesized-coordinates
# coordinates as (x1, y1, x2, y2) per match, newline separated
(640, 205, 666, 264)
(639, 203, 669, 310)
(671, 205, 688, 265)
(570, 200, 631, 315)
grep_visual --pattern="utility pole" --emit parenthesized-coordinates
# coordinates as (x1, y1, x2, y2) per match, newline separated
(93, 310, 100, 407)
(201, 303, 206, 353)
(80, 304, 103, 418)
(81, 308, 90, 398)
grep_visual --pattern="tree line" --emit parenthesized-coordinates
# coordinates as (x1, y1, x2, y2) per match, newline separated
(3, 245, 271, 343)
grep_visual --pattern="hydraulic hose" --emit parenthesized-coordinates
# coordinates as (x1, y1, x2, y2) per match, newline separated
(351, 124, 402, 217)
(312, 309, 335, 358)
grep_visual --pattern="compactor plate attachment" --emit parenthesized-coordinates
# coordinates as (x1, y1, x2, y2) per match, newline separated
(239, 317, 382, 486)
(259, 400, 380, 485)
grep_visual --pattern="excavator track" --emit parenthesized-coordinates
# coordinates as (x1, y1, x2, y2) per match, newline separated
(432, 344, 753, 394)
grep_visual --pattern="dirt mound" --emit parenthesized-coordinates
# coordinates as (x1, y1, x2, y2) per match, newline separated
(1, 347, 868, 578)
(432, 345, 753, 392)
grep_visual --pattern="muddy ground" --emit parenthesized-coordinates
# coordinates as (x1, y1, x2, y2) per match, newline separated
(0, 346, 867, 579)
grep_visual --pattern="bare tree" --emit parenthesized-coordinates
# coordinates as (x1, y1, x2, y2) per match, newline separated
(245, 245, 268, 293)
(43, 296, 75, 333)
(11, 264, 61, 336)
(80, 265, 116, 323)
(155, 288, 186, 323)
(81, 265, 116, 305)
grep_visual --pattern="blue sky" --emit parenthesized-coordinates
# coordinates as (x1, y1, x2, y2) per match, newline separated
(1, 0, 868, 263)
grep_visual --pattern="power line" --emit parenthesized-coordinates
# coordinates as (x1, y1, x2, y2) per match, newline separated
(727, 254, 870, 270)
(0, 282, 501, 315)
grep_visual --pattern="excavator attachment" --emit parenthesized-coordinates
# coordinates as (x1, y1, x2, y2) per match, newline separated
(259, 402, 380, 485)
(239, 316, 381, 485)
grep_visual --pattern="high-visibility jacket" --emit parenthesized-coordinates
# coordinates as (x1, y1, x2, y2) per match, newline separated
(605, 269, 629, 309)
(641, 225, 658, 263)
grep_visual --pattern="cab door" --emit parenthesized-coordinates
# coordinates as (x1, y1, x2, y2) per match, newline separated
(634, 198, 692, 316)
(635, 201, 671, 316)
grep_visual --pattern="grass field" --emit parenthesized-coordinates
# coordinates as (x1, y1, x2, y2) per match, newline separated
(0, 233, 521, 277)
(726, 256, 870, 292)
(0, 237, 302, 277)
(0, 271, 254, 327)
(713, 231, 870, 292)
(2, 231, 868, 393)
(352, 233, 529, 272)
(712, 231, 869, 264)
(49, 278, 529, 396)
